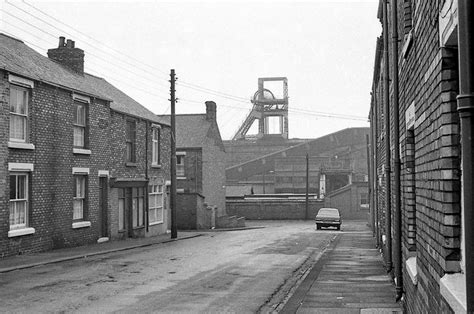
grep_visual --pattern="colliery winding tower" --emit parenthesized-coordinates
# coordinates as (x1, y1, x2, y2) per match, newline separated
(232, 77, 289, 140)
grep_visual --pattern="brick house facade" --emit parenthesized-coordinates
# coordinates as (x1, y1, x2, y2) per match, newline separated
(159, 101, 227, 229)
(369, 1, 467, 312)
(0, 34, 170, 257)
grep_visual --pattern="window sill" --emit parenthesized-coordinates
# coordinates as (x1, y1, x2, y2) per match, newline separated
(133, 226, 145, 230)
(149, 221, 164, 226)
(125, 162, 137, 167)
(72, 221, 91, 229)
(406, 256, 418, 285)
(177, 177, 187, 180)
(440, 273, 466, 313)
(151, 164, 162, 169)
(8, 142, 35, 150)
(8, 227, 35, 237)
(73, 148, 91, 155)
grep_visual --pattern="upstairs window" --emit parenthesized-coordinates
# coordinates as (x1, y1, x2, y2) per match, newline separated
(126, 120, 136, 163)
(73, 101, 87, 148)
(9, 86, 29, 142)
(9, 173, 28, 230)
(152, 127, 161, 165)
(176, 154, 185, 177)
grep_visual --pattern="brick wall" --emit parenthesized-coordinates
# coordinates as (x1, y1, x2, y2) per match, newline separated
(371, 1, 462, 312)
(176, 192, 210, 230)
(108, 111, 170, 239)
(1, 70, 171, 256)
(325, 183, 368, 220)
(176, 148, 202, 194)
(0, 76, 112, 255)
(202, 137, 227, 217)
(226, 199, 325, 220)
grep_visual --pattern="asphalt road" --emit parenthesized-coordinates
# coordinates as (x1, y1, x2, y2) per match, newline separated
(0, 220, 365, 313)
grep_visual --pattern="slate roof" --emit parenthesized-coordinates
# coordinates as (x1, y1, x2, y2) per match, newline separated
(159, 114, 212, 148)
(0, 33, 167, 125)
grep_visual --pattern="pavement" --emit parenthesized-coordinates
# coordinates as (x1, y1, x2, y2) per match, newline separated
(0, 225, 268, 274)
(0, 231, 208, 273)
(280, 229, 404, 314)
(1, 222, 404, 314)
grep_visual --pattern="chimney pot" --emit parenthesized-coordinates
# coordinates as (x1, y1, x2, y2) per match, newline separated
(66, 39, 73, 48)
(59, 36, 65, 47)
(71, 40, 75, 48)
(205, 101, 217, 121)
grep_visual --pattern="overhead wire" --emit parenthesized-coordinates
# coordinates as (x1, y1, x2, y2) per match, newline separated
(19, 0, 252, 102)
(1, 12, 170, 100)
(4, 1, 250, 106)
(2, 2, 369, 123)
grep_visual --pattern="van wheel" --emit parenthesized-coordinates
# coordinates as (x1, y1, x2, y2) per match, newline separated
(316, 224, 321, 230)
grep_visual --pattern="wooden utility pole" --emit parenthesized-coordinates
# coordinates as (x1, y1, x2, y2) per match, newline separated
(170, 69, 177, 239)
(305, 153, 309, 220)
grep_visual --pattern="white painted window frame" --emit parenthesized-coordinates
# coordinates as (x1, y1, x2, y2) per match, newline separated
(8, 162, 35, 237)
(149, 184, 164, 225)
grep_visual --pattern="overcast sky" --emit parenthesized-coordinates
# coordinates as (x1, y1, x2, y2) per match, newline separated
(1, 0, 381, 140)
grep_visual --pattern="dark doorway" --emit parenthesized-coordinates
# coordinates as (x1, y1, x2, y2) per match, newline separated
(117, 187, 146, 238)
(99, 177, 108, 238)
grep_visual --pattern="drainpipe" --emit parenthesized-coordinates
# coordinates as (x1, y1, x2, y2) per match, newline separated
(373, 92, 380, 248)
(366, 134, 373, 231)
(391, 0, 403, 300)
(457, 1, 474, 311)
(145, 121, 149, 233)
(382, 0, 393, 273)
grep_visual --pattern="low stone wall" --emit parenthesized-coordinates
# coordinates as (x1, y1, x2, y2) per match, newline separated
(226, 199, 325, 220)
(226, 198, 368, 220)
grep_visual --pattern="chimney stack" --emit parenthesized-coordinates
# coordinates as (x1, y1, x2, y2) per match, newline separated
(205, 101, 216, 121)
(48, 36, 84, 74)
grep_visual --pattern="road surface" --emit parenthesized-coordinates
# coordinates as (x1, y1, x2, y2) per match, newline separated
(0, 220, 365, 313)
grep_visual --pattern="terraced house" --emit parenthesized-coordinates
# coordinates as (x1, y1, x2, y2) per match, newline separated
(0, 34, 170, 257)
(369, 0, 472, 312)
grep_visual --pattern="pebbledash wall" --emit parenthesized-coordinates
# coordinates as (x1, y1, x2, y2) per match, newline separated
(370, 1, 465, 313)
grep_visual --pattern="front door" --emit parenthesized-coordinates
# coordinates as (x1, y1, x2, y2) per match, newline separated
(99, 177, 108, 238)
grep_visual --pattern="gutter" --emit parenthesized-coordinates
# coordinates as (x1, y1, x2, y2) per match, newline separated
(391, 0, 403, 300)
(457, 1, 474, 311)
(382, 0, 393, 273)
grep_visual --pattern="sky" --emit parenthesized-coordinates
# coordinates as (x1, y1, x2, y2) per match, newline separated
(0, 0, 381, 140)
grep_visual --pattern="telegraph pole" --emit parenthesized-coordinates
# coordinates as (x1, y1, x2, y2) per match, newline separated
(305, 153, 309, 220)
(170, 69, 177, 239)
